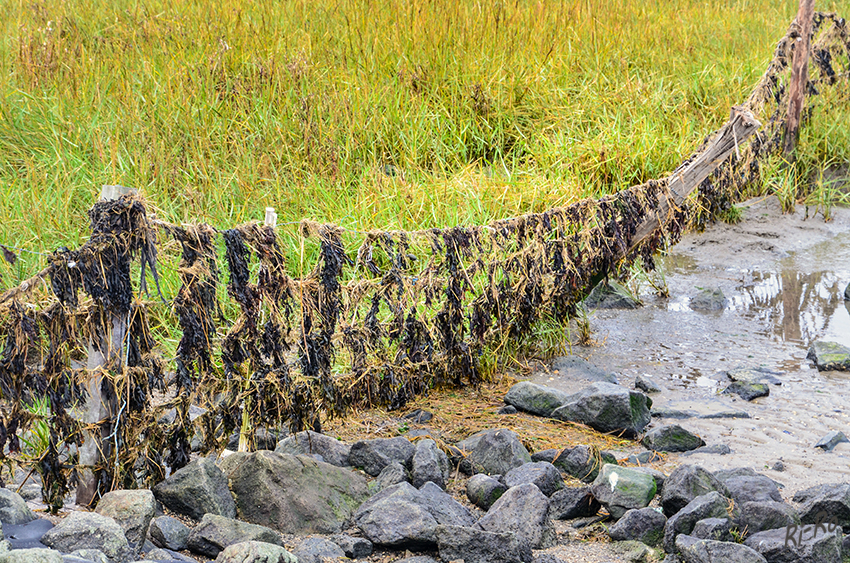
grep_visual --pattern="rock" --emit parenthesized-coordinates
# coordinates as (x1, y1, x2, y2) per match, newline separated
(349, 437, 415, 477)
(591, 465, 657, 520)
(652, 408, 696, 419)
(504, 382, 571, 417)
(145, 547, 197, 562)
(95, 489, 156, 558)
(635, 375, 661, 393)
(13, 483, 42, 501)
(404, 409, 433, 423)
(213, 541, 297, 563)
(723, 475, 781, 504)
(641, 425, 705, 452)
(411, 439, 450, 489)
(498, 405, 517, 415)
(375, 462, 409, 491)
(814, 430, 849, 451)
(274, 431, 351, 467)
(739, 501, 800, 534)
(627, 451, 664, 465)
(723, 381, 769, 401)
(548, 486, 600, 520)
(292, 537, 346, 563)
(466, 474, 508, 511)
(40, 512, 132, 563)
(3, 518, 54, 549)
(0, 489, 37, 525)
(330, 534, 372, 558)
(807, 341, 850, 371)
(394, 558, 439, 563)
(550, 382, 651, 438)
(477, 483, 555, 550)
(792, 483, 850, 528)
(354, 482, 475, 548)
(503, 462, 563, 497)
(726, 368, 782, 386)
(609, 540, 652, 561)
(186, 514, 285, 558)
(607, 507, 667, 546)
(531, 449, 559, 463)
(689, 518, 733, 542)
(661, 465, 729, 517)
(552, 444, 616, 483)
(68, 549, 110, 563)
(771, 460, 785, 471)
(435, 524, 532, 563)
(0, 548, 63, 563)
(676, 535, 767, 563)
(149, 516, 190, 551)
(152, 457, 236, 521)
(744, 525, 843, 563)
(584, 280, 640, 309)
(700, 410, 751, 419)
(629, 467, 666, 495)
(845, 282, 850, 301)
(663, 492, 733, 553)
(690, 288, 726, 311)
(550, 356, 618, 384)
(681, 444, 731, 456)
(228, 452, 369, 534)
(455, 428, 532, 475)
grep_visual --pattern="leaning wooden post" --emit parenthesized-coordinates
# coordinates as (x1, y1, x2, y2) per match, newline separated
(783, 0, 816, 160)
(76, 185, 135, 506)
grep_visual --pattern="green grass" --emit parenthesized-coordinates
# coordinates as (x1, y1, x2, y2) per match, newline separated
(0, 0, 848, 321)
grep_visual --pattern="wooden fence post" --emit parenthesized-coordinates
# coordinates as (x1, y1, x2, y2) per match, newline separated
(75, 185, 136, 507)
(783, 0, 816, 160)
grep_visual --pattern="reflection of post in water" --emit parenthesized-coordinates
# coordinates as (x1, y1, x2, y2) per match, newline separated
(780, 270, 802, 343)
(777, 270, 841, 344)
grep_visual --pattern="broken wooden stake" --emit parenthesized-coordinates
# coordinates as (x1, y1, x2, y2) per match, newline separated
(783, 0, 816, 160)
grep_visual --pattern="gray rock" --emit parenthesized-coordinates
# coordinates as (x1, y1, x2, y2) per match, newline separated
(641, 425, 706, 452)
(744, 525, 843, 563)
(274, 430, 351, 467)
(466, 474, 508, 511)
(213, 541, 297, 563)
(145, 547, 196, 562)
(504, 382, 571, 417)
(531, 449, 559, 463)
(771, 460, 785, 471)
(845, 282, 850, 301)
(723, 381, 769, 401)
(635, 375, 661, 393)
(700, 410, 751, 419)
(393, 558, 439, 563)
(186, 514, 285, 558)
(152, 457, 236, 521)
(0, 548, 63, 563)
(689, 518, 733, 542)
(477, 483, 555, 550)
(330, 534, 372, 558)
(411, 439, 450, 489)
(628, 467, 666, 495)
(229, 452, 369, 534)
(67, 549, 109, 563)
(814, 430, 849, 451)
(609, 540, 652, 561)
(349, 437, 415, 477)
(690, 288, 727, 311)
(455, 428, 532, 475)
(676, 535, 767, 563)
(375, 462, 410, 491)
(95, 489, 156, 558)
(149, 516, 190, 551)
(792, 482, 850, 528)
(661, 465, 729, 517)
(13, 483, 42, 501)
(663, 492, 733, 553)
(354, 481, 475, 548)
(681, 444, 731, 456)
(550, 356, 618, 384)
(403, 409, 433, 423)
(548, 486, 599, 520)
(552, 444, 616, 483)
(726, 368, 782, 386)
(41, 512, 132, 563)
(584, 280, 640, 310)
(550, 382, 651, 438)
(591, 465, 657, 520)
(3, 518, 54, 549)
(652, 408, 696, 419)
(498, 405, 517, 415)
(723, 475, 782, 504)
(292, 537, 345, 563)
(739, 501, 799, 534)
(0, 489, 37, 525)
(435, 524, 532, 563)
(627, 451, 664, 465)
(503, 462, 563, 497)
(607, 507, 667, 546)
(807, 341, 850, 371)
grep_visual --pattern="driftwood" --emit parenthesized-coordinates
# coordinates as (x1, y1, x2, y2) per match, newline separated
(784, 0, 816, 159)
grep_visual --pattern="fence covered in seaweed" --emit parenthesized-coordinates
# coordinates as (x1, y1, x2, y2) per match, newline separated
(0, 12, 847, 510)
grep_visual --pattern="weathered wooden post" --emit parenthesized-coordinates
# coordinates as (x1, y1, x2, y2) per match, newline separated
(75, 185, 136, 506)
(783, 0, 816, 160)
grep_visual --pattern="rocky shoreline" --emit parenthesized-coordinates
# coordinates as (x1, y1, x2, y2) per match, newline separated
(1, 367, 849, 563)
